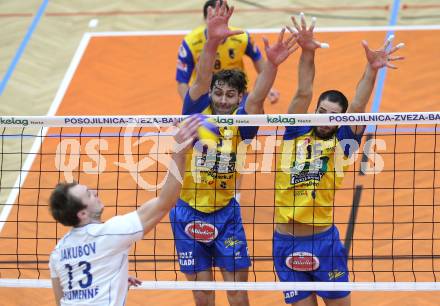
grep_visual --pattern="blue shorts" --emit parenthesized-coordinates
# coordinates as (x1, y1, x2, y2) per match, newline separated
(273, 226, 350, 304)
(169, 198, 251, 274)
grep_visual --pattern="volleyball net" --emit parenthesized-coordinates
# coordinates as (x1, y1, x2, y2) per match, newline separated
(0, 113, 439, 291)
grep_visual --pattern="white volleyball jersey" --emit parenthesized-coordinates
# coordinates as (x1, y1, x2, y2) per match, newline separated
(49, 211, 144, 306)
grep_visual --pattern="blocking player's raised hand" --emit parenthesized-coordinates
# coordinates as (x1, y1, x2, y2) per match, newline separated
(286, 13, 326, 115)
(362, 35, 405, 70)
(346, 36, 405, 128)
(287, 12, 329, 52)
(263, 28, 299, 67)
(245, 28, 298, 115)
(189, 0, 243, 101)
(206, 0, 243, 42)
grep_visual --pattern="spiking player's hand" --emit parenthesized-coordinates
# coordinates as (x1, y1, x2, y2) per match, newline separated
(362, 35, 405, 70)
(206, 0, 243, 42)
(263, 28, 299, 67)
(287, 12, 329, 52)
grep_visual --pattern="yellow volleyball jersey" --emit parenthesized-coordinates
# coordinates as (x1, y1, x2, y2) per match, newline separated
(275, 126, 362, 226)
(177, 25, 261, 85)
(180, 93, 258, 213)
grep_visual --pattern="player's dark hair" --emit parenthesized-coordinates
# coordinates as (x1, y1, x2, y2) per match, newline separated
(203, 0, 229, 19)
(317, 90, 349, 113)
(49, 182, 86, 227)
(211, 69, 247, 94)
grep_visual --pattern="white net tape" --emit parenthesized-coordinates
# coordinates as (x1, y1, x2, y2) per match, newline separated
(1, 112, 440, 127)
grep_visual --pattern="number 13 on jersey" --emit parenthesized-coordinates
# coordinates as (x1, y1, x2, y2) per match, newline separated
(65, 261, 93, 289)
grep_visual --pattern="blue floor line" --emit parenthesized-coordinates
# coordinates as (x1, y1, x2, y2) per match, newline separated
(0, 0, 49, 96)
(366, 0, 401, 133)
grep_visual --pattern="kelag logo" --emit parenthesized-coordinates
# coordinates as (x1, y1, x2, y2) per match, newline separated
(266, 115, 296, 125)
(214, 116, 234, 125)
(0, 117, 29, 126)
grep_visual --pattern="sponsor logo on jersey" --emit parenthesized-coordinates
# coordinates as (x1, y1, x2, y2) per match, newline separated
(290, 156, 329, 185)
(249, 36, 259, 54)
(64, 287, 100, 301)
(222, 129, 233, 139)
(176, 59, 188, 72)
(192, 39, 203, 46)
(253, 44, 258, 54)
(185, 221, 218, 243)
(328, 270, 345, 280)
(178, 44, 187, 58)
(224, 236, 242, 248)
(285, 251, 320, 271)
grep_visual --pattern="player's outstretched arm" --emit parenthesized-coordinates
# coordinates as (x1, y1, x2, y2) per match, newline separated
(177, 83, 190, 100)
(348, 35, 404, 133)
(188, 0, 243, 101)
(287, 13, 328, 114)
(245, 28, 298, 114)
(136, 116, 201, 234)
(252, 59, 281, 104)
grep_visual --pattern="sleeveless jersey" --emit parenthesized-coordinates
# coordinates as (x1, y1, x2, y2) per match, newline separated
(180, 93, 258, 213)
(275, 126, 362, 225)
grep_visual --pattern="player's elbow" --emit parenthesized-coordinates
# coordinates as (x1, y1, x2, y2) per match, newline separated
(177, 82, 189, 99)
(158, 193, 179, 213)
